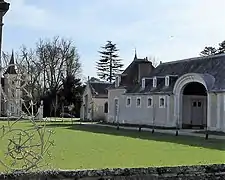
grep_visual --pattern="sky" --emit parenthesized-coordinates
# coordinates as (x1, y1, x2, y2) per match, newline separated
(3, 0, 225, 79)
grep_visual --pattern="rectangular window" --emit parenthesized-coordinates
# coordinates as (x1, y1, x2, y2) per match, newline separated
(165, 76, 170, 86)
(136, 97, 141, 107)
(147, 97, 153, 108)
(142, 78, 145, 89)
(159, 96, 166, 108)
(115, 76, 120, 87)
(126, 97, 131, 107)
(193, 101, 197, 107)
(153, 77, 157, 88)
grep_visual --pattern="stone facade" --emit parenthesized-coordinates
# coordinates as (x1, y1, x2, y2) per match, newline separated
(0, 164, 224, 180)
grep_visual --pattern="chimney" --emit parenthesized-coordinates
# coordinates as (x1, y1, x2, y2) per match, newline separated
(138, 62, 154, 83)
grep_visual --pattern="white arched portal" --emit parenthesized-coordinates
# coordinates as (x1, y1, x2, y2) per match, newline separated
(173, 73, 208, 129)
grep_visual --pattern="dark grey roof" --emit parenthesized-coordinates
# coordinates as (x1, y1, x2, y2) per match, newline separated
(108, 57, 153, 90)
(89, 82, 112, 98)
(127, 53, 225, 94)
(4, 51, 17, 75)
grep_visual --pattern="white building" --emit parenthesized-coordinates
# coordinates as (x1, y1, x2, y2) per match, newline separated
(1, 52, 22, 117)
(80, 77, 112, 121)
(107, 52, 225, 132)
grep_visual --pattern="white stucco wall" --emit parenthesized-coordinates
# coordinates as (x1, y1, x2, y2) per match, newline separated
(3, 74, 22, 117)
(108, 88, 126, 123)
(107, 72, 225, 132)
(208, 92, 225, 132)
(80, 84, 92, 120)
(110, 93, 175, 128)
(92, 97, 108, 121)
(80, 84, 108, 121)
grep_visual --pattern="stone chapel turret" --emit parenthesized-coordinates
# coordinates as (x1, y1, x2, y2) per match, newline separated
(3, 51, 22, 117)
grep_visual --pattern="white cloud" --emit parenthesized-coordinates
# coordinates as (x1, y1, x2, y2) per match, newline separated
(5, 0, 51, 28)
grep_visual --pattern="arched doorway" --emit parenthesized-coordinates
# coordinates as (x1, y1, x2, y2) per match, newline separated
(182, 82, 207, 129)
(173, 73, 209, 130)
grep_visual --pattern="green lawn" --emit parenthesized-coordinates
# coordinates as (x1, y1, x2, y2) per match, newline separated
(0, 120, 224, 171)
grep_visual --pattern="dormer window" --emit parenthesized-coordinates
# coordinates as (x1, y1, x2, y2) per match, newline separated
(153, 77, 157, 88)
(142, 78, 145, 89)
(165, 76, 170, 86)
(115, 76, 120, 87)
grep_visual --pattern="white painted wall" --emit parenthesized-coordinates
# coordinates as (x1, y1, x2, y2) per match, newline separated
(107, 88, 225, 132)
(80, 84, 92, 120)
(109, 93, 175, 127)
(209, 92, 225, 132)
(80, 84, 108, 121)
(3, 74, 22, 117)
(108, 88, 126, 123)
(92, 97, 108, 121)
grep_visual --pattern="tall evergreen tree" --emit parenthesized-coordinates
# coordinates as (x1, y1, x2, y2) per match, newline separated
(96, 41, 124, 83)
(200, 46, 217, 56)
(218, 40, 225, 54)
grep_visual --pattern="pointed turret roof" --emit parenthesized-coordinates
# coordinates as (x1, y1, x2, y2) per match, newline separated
(134, 48, 137, 60)
(4, 50, 17, 74)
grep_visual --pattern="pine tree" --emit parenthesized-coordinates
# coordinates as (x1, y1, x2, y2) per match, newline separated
(200, 46, 217, 56)
(96, 41, 124, 83)
(218, 40, 225, 54)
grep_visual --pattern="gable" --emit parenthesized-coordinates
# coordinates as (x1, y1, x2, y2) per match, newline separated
(89, 82, 112, 98)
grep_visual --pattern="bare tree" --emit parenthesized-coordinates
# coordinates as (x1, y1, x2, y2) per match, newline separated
(19, 46, 43, 102)
(36, 36, 82, 117)
(2, 36, 82, 118)
(148, 56, 160, 67)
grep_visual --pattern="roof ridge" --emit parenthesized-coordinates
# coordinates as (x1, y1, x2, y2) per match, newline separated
(90, 81, 112, 84)
(161, 53, 225, 65)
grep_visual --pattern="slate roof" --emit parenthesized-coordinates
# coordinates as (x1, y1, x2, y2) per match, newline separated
(89, 82, 112, 98)
(127, 53, 225, 94)
(107, 56, 153, 90)
(4, 51, 17, 75)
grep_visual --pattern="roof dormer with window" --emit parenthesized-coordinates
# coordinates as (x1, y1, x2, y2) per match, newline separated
(115, 75, 121, 88)
(165, 76, 170, 87)
(153, 77, 157, 88)
(141, 78, 145, 89)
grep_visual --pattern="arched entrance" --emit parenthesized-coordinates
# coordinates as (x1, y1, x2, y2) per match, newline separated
(173, 73, 209, 129)
(182, 82, 207, 129)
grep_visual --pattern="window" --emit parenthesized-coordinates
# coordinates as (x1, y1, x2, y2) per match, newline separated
(159, 96, 165, 108)
(142, 78, 145, 89)
(104, 102, 108, 113)
(136, 97, 141, 107)
(147, 97, 153, 108)
(126, 97, 131, 107)
(165, 76, 170, 86)
(192, 101, 197, 107)
(115, 76, 120, 87)
(153, 77, 157, 88)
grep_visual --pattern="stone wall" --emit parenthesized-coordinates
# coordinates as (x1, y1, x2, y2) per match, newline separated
(0, 164, 225, 180)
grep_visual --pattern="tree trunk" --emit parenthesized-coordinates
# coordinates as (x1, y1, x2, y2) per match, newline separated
(109, 54, 112, 83)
